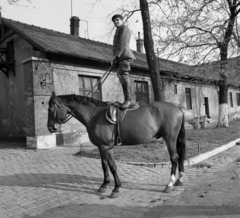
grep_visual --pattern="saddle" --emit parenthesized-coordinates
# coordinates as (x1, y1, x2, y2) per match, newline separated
(105, 101, 139, 145)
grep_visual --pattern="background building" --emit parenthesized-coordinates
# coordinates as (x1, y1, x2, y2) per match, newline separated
(0, 17, 240, 148)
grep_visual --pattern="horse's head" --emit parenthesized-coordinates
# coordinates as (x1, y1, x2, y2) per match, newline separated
(47, 92, 69, 133)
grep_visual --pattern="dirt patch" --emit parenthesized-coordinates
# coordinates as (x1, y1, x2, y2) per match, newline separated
(78, 120, 240, 163)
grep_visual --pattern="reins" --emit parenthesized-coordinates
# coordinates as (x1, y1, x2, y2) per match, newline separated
(54, 65, 114, 125)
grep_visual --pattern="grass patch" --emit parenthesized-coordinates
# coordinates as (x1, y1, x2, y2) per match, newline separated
(78, 120, 240, 163)
(190, 162, 213, 169)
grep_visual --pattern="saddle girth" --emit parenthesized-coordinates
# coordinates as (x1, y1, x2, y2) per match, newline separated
(105, 101, 139, 145)
(116, 106, 122, 146)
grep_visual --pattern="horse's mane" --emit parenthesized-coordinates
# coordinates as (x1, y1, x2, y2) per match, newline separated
(57, 94, 109, 107)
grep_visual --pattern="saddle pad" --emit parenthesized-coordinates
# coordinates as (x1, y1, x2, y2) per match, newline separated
(105, 104, 139, 124)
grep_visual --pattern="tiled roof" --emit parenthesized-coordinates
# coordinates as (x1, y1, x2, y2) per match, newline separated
(2, 18, 185, 72)
(2, 18, 239, 86)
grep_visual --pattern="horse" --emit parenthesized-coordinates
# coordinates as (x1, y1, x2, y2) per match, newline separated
(47, 92, 186, 198)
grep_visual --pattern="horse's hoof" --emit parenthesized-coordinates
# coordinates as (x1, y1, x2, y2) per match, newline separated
(174, 180, 183, 186)
(98, 187, 108, 193)
(109, 191, 120, 198)
(164, 185, 173, 193)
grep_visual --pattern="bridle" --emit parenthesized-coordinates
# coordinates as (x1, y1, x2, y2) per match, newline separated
(50, 99, 73, 127)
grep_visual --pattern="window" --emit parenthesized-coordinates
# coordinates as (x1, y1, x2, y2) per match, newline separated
(229, 92, 233, 107)
(174, 84, 178, 94)
(78, 76, 101, 100)
(237, 93, 240, 106)
(135, 81, 149, 105)
(185, 88, 192, 110)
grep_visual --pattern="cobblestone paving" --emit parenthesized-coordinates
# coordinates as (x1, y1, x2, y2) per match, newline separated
(0, 142, 240, 218)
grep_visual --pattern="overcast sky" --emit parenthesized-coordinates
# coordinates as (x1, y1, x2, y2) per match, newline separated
(1, 0, 143, 51)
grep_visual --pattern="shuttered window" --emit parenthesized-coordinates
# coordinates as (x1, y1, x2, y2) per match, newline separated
(135, 81, 149, 105)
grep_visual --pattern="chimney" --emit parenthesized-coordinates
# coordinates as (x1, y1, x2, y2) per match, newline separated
(70, 16, 80, 36)
(136, 32, 144, 53)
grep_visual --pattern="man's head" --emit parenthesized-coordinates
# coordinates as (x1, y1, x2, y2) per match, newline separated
(112, 14, 123, 28)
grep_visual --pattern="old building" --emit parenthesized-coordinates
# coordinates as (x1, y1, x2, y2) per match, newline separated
(0, 16, 240, 148)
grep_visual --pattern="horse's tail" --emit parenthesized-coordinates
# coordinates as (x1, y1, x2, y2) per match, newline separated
(177, 108, 186, 167)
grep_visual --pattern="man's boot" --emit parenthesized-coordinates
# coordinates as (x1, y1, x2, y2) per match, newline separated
(120, 74, 134, 109)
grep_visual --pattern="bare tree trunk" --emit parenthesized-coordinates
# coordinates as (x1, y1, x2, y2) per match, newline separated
(217, 15, 236, 128)
(217, 64, 229, 127)
(217, 75, 229, 128)
(139, 0, 164, 101)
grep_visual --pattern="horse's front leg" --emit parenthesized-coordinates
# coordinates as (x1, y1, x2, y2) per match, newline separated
(101, 146, 121, 198)
(98, 149, 110, 193)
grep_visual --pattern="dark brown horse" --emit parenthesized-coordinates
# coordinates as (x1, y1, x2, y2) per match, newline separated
(47, 93, 186, 198)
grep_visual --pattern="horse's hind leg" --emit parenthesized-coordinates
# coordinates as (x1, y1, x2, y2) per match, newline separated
(174, 166, 185, 186)
(175, 116, 186, 187)
(173, 148, 185, 187)
(174, 156, 185, 184)
(164, 138, 178, 193)
(98, 149, 110, 193)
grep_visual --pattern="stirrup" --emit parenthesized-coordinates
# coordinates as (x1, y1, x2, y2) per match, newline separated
(116, 136, 122, 145)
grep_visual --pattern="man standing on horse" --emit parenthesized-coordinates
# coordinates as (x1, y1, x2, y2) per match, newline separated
(111, 14, 136, 109)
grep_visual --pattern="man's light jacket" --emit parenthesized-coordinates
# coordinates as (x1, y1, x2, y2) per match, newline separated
(113, 24, 136, 61)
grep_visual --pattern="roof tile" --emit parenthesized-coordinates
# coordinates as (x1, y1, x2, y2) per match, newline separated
(2, 18, 183, 72)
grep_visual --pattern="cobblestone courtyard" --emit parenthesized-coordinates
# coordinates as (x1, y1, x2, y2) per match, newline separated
(0, 142, 240, 218)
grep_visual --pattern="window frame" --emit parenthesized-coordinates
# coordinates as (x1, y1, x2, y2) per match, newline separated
(185, 87, 192, 110)
(174, 84, 178, 94)
(6, 40, 15, 63)
(78, 75, 101, 100)
(237, 93, 240, 106)
(229, 92, 233, 108)
(134, 80, 149, 105)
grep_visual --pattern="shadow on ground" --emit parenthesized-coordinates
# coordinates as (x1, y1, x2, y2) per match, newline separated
(21, 204, 240, 218)
(0, 173, 104, 195)
(0, 173, 170, 194)
(22, 203, 147, 218)
(144, 205, 240, 217)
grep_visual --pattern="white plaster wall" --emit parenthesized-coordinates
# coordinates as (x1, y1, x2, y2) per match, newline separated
(52, 64, 154, 103)
(164, 82, 220, 121)
(43, 63, 240, 139)
(53, 68, 79, 95)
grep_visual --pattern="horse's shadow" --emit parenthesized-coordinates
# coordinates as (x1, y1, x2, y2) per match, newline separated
(0, 173, 105, 196)
(21, 203, 240, 218)
(0, 172, 170, 195)
(22, 203, 146, 218)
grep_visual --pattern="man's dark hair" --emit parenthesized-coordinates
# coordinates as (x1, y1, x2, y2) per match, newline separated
(112, 14, 123, 21)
